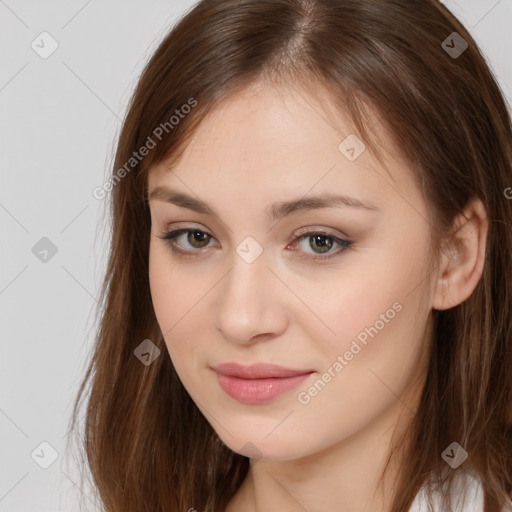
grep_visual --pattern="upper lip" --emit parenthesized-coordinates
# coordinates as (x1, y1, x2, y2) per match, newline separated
(212, 362, 314, 379)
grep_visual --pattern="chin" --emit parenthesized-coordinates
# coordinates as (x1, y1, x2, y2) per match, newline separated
(214, 428, 313, 462)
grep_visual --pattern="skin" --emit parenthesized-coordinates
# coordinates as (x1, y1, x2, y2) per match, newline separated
(147, 79, 488, 512)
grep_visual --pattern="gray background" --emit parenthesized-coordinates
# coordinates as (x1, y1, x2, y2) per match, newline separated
(0, 1, 511, 511)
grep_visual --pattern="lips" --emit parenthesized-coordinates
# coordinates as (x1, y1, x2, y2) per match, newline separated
(212, 361, 314, 379)
(212, 362, 315, 404)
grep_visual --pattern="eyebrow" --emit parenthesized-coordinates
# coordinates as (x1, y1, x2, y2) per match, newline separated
(148, 186, 380, 222)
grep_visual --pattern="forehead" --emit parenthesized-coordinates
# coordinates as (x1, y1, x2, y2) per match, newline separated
(147, 79, 417, 212)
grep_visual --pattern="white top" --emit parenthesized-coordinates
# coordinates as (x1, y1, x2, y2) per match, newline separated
(408, 472, 483, 512)
(409, 472, 511, 512)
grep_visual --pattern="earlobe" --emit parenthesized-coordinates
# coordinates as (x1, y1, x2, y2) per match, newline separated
(432, 198, 488, 311)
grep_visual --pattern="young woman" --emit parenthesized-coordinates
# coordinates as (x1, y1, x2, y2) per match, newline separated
(69, 1, 512, 511)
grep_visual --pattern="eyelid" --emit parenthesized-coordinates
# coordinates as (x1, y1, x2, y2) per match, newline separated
(293, 225, 350, 240)
(160, 223, 349, 243)
(163, 221, 213, 236)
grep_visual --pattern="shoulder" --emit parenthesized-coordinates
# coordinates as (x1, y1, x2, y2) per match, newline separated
(409, 472, 512, 512)
(408, 472, 483, 512)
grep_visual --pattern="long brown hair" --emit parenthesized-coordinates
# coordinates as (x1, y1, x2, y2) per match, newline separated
(68, 1, 512, 510)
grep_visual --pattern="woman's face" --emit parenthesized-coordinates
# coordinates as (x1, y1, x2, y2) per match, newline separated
(147, 80, 436, 460)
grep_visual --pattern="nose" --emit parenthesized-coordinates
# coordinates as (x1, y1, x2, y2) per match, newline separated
(212, 249, 289, 346)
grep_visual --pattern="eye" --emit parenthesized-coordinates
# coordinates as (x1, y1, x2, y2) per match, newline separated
(288, 230, 353, 262)
(156, 227, 354, 262)
(156, 228, 216, 258)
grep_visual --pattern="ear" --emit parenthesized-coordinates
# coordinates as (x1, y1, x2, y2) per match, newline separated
(432, 197, 488, 311)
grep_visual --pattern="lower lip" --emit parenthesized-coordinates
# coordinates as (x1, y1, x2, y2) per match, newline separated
(215, 371, 313, 404)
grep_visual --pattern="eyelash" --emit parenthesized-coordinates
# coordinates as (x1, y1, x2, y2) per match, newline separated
(156, 227, 354, 263)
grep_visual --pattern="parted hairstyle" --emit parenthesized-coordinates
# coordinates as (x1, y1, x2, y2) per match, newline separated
(68, 1, 512, 511)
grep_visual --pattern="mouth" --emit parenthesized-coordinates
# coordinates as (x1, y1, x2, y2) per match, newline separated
(211, 362, 315, 404)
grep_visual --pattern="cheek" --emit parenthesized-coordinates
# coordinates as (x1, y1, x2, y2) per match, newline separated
(148, 243, 187, 355)
(310, 227, 432, 378)
(289, 279, 430, 452)
(148, 242, 211, 383)
(315, 260, 426, 353)
(148, 240, 198, 332)
(148, 242, 175, 329)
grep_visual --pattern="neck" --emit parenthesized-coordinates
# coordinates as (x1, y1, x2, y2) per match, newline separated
(225, 383, 421, 512)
